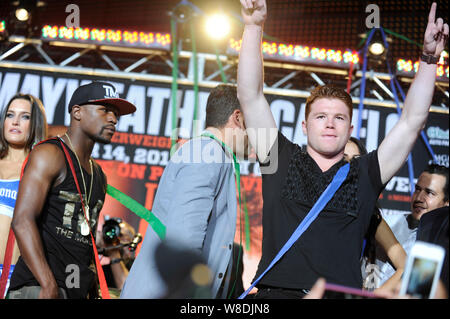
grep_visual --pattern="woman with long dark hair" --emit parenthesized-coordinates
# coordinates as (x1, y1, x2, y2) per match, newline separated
(0, 93, 47, 295)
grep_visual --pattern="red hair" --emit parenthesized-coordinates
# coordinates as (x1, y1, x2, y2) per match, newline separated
(305, 85, 353, 121)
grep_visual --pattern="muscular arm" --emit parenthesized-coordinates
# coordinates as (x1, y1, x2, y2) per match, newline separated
(378, 3, 448, 184)
(238, 0, 277, 163)
(11, 144, 65, 298)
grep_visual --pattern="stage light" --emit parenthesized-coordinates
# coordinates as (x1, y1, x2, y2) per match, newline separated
(41, 24, 171, 50)
(170, 0, 201, 23)
(0, 20, 5, 40)
(205, 14, 230, 40)
(15, 8, 30, 21)
(228, 38, 359, 69)
(369, 42, 384, 56)
(396, 58, 448, 81)
(439, 50, 448, 65)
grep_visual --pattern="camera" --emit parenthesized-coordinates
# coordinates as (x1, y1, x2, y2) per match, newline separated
(102, 217, 122, 245)
(100, 216, 142, 254)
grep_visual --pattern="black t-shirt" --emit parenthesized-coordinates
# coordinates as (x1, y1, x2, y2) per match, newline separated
(254, 132, 384, 290)
(9, 138, 107, 298)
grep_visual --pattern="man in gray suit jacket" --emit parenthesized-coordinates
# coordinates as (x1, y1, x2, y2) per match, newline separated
(121, 84, 249, 299)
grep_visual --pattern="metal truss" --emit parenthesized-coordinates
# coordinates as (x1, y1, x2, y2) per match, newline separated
(0, 35, 448, 113)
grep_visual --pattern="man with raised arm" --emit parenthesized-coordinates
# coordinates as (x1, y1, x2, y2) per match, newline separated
(238, 0, 448, 298)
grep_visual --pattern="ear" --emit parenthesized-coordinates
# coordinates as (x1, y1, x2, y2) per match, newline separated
(349, 124, 354, 136)
(302, 120, 307, 136)
(231, 109, 244, 129)
(71, 105, 82, 121)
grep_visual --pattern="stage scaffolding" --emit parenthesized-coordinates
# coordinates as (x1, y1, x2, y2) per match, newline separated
(0, 34, 448, 113)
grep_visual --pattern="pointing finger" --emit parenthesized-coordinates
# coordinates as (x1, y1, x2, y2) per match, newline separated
(428, 2, 436, 24)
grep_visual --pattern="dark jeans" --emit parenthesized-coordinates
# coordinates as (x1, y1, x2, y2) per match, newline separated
(7, 286, 68, 299)
(254, 286, 309, 299)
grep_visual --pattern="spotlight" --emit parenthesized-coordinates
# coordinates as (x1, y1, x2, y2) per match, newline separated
(12, 1, 45, 22)
(170, 0, 201, 23)
(205, 14, 230, 40)
(15, 8, 30, 21)
(369, 42, 384, 56)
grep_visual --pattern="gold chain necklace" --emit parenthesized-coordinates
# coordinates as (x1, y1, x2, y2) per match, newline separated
(64, 133, 94, 236)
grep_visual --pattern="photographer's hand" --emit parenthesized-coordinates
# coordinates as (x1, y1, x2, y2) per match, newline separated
(108, 249, 129, 290)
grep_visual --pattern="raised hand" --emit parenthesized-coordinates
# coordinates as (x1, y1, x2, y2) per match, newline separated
(240, 0, 267, 26)
(423, 2, 449, 57)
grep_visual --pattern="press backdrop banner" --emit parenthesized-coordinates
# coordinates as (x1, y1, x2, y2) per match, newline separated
(1, 68, 448, 289)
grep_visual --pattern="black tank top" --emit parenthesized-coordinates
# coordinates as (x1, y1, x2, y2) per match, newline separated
(9, 138, 107, 298)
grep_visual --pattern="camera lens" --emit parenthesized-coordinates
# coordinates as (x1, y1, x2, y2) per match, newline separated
(102, 218, 121, 244)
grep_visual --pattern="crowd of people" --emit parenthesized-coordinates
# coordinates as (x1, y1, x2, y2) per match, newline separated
(0, 0, 448, 299)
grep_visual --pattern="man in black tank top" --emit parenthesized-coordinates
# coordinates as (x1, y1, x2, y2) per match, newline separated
(8, 82, 136, 299)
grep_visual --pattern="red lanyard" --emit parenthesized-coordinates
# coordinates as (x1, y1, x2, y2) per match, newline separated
(58, 138, 110, 299)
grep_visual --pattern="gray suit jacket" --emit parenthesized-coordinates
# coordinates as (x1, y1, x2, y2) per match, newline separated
(121, 134, 238, 298)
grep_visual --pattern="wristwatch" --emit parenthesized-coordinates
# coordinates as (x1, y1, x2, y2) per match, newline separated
(420, 53, 439, 64)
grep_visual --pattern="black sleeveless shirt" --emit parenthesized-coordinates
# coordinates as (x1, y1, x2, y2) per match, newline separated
(9, 138, 107, 298)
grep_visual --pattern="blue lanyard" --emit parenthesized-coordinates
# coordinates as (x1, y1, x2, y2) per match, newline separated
(239, 162, 350, 299)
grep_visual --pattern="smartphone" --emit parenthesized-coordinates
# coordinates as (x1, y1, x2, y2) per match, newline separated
(400, 241, 445, 299)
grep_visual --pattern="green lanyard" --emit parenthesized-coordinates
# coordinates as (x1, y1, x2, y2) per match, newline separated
(201, 132, 241, 214)
(201, 131, 249, 298)
(106, 184, 166, 241)
(200, 131, 251, 247)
